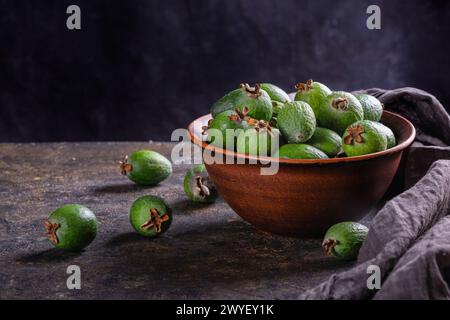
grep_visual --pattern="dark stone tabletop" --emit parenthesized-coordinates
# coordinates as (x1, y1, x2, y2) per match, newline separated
(0, 142, 354, 299)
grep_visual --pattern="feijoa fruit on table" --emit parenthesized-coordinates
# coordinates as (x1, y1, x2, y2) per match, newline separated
(294, 79, 332, 120)
(318, 91, 364, 135)
(183, 164, 218, 203)
(44, 204, 97, 251)
(129, 195, 172, 237)
(355, 93, 383, 122)
(276, 143, 328, 159)
(342, 120, 387, 157)
(120, 150, 172, 186)
(260, 83, 291, 103)
(306, 127, 342, 158)
(277, 101, 316, 143)
(210, 83, 273, 121)
(322, 221, 369, 260)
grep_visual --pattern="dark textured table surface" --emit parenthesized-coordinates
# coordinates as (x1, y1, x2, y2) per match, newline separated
(0, 142, 354, 299)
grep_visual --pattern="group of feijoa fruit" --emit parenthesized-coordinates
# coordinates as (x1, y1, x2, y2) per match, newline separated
(205, 80, 395, 158)
(44, 150, 217, 251)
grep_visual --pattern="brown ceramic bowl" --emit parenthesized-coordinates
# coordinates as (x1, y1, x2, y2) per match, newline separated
(188, 111, 415, 237)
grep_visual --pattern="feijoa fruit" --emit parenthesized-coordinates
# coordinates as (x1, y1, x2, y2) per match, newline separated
(322, 221, 368, 260)
(44, 204, 97, 251)
(183, 164, 218, 203)
(129, 195, 172, 237)
(277, 101, 316, 143)
(120, 150, 172, 186)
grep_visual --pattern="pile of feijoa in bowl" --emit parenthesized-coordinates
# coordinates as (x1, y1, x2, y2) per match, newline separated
(205, 80, 395, 158)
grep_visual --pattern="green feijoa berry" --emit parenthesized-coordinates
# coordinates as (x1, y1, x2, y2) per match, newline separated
(318, 91, 364, 135)
(276, 143, 328, 159)
(183, 164, 218, 203)
(236, 121, 281, 156)
(205, 109, 252, 150)
(210, 83, 273, 121)
(306, 127, 342, 157)
(372, 122, 396, 149)
(44, 204, 97, 251)
(294, 79, 332, 121)
(120, 150, 172, 186)
(342, 120, 387, 157)
(355, 93, 383, 122)
(129, 195, 172, 237)
(322, 221, 369, 260)
(260, 83, 291, 103)
(277, 101, 316, 143)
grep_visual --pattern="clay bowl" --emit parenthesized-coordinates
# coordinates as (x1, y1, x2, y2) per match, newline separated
(188, 111, 415, 237)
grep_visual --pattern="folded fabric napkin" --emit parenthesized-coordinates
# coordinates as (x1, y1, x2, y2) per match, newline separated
(300, 88, 450, 299)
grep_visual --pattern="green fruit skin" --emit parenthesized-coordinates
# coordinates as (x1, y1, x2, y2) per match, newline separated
(48, 204, 97, 251)
(318, 91, 364, 135)
(342, 120, 387, 157)
(277, 101, 316, 143)
(294, 81, 331, 121)
(276, 143, 328, 159)
(260, 83, 291, 103)
(323, 221, 369, 260)
(129, 195, 172, 237)
(356, 94, 383, 122)
(183, 164, 218, 203)
(306, 127, 342, 157)
(210, 87, 273, 121)
(372, 122, 396, 149)
(207, 110, 249, 150)
(126, 150, 172, 186)
(271, 101, 285, 115)
(236, 127, 280, 156)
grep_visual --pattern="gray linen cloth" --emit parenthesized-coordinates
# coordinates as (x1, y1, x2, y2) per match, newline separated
(300, 88, 450, 299)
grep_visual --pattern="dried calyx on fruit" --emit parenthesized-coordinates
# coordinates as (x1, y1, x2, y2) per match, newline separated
(343, 124, 364, 145)
(44, 221, 61, 245)
(183, 164, 218, 203)
(332, 97, 349, 110)
(141, 208, 170, 233)
(294, 79, 314, 92)
(240, 83, 262, 98)
(119, 155, 133, 175)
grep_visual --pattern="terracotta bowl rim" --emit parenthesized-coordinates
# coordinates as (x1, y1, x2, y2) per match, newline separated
(187, 111, 416, 165)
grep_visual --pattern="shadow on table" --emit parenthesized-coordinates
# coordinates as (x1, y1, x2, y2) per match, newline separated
(16, 248, 82, 264)
(102, 220, 353, 290)
(170, 198, 220, 214)
(92, 182, 150, 194)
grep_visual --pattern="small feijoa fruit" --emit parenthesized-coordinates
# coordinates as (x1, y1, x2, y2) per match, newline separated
(210, 83, 273, 121)
(120, 150, 172, 186)
(44, 204, 97, 251)
(260, 83, 291, 103)
(372, 122, 396, 149)
(342, 120, 387, 157)
(129, 195, 172, 237)
(355, 93, 383, 122)
(306, 127, 342, 158)
(318, 91, 364, 135)
(322, 221, 368, 260)
(183, 164, 218, 203)
(294, 79, 332, 119)
(277, 101, 316, 143)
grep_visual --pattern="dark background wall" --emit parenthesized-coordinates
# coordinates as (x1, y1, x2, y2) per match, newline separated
(0, 0, 449, 142)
